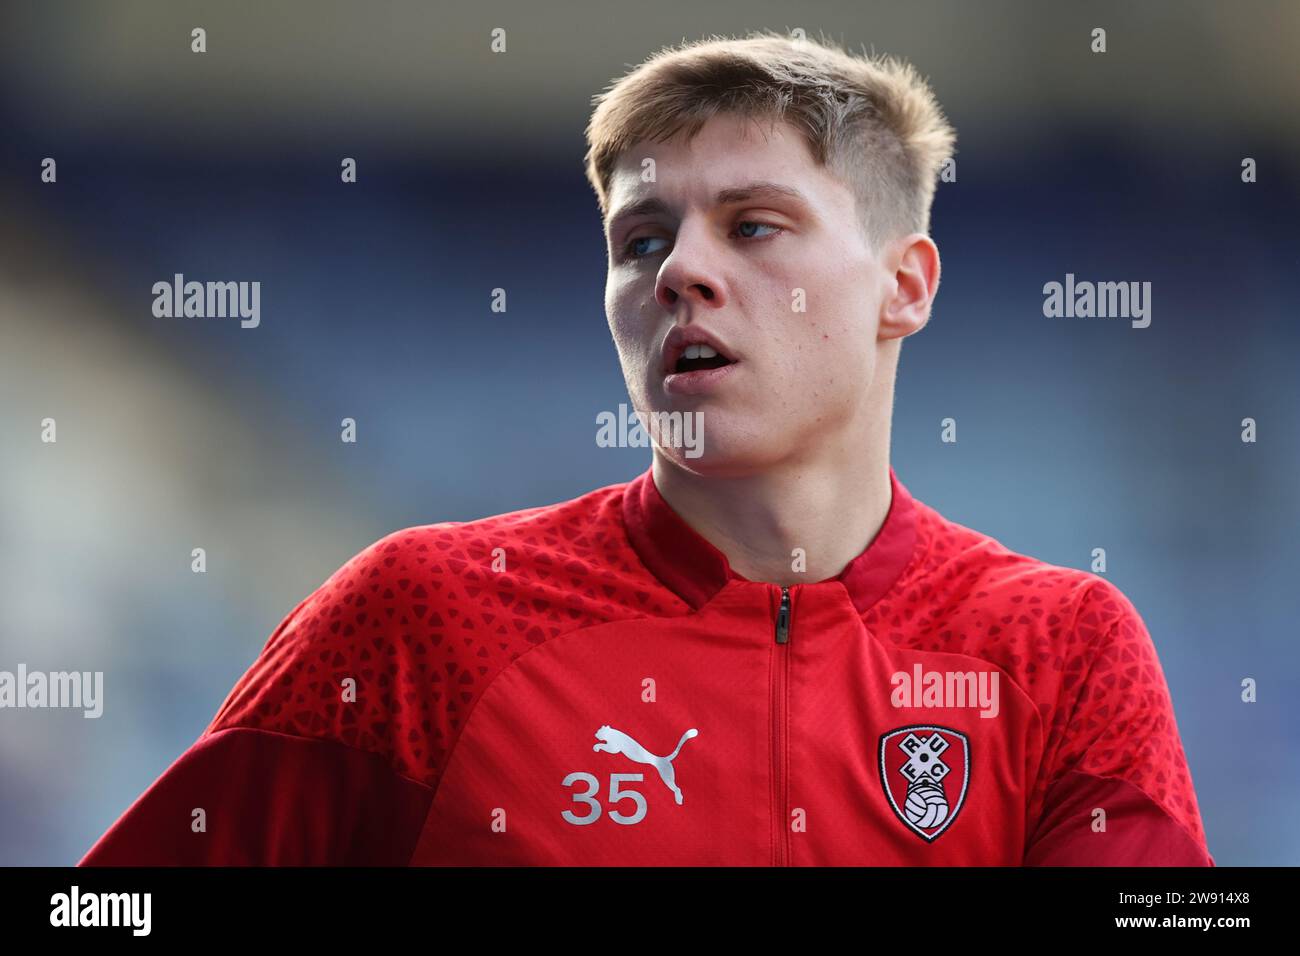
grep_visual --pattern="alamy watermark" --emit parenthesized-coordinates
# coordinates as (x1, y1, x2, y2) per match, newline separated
(1042, 273, 1151, 328)
(596, 403, 704, 458)
(0, 664, 103, 718)
(50, 886, 150, 936)
(152, 273, 260, 328)
(890, 663, 1000, 719)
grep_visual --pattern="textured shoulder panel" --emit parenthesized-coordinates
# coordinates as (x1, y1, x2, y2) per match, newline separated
(207, 478, 684, 789)
(864, 496, 1102, 684)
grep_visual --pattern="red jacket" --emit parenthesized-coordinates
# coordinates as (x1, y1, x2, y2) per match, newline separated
(80, 466, 1212, 865)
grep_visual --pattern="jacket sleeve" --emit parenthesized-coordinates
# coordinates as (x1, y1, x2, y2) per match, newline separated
(78, 726, 435, 865)
(80, 532, 440, 866)
(1024, 582, 1213, 866)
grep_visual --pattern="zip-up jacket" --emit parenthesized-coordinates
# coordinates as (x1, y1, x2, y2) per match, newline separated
(79, 466, 1213, 865)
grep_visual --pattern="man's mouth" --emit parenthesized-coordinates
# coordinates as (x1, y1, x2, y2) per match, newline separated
(659, 327, 740, 395)
(673, 344, 734, 374)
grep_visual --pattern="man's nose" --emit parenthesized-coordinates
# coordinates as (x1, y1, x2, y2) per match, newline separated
(654, 225, 726, 310)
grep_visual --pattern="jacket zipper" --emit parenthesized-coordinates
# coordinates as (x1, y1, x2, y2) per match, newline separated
(772, 585, 791, 866)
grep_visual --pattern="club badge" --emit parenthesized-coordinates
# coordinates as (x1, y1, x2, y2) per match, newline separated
(878, 725, 970, 842)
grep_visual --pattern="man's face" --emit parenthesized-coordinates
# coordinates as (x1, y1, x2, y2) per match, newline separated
(603, 112, 896, 476)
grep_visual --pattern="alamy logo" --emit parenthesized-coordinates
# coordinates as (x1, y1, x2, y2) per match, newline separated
(151, 273, 261, 328)
(889, 663, 1000, 718)
(49, 886, 150, 936)
(594, 724, 698, 805)
(878, 725, 970, 842)
(595, 403, 704, 458)
(1041, 272, 1151, 328)
(0, 664, 103, 718)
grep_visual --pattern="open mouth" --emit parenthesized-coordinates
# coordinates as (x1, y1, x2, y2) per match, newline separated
(673, 344, 734, 374)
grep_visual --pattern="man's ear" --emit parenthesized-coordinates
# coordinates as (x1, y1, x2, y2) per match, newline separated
(879, 233, 940, 342)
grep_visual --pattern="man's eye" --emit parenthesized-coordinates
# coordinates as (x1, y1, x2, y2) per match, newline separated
(734, 221, 781, 239)
(620, 221, 782, 261)
(624, 236, 670, 259)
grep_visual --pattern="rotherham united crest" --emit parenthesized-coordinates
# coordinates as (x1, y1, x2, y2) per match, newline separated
(878, 725, 970, 842)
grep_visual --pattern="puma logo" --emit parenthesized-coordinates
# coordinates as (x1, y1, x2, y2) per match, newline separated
(593, 725, 698, 805)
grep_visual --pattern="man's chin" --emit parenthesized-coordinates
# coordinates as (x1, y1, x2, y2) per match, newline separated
(652, 435, 785, 480)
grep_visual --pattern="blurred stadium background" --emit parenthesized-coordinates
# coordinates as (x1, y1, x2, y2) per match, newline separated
(1, 0, 1297, 865)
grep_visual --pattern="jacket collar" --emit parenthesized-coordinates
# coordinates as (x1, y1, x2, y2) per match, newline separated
(621, 463, 918, 615)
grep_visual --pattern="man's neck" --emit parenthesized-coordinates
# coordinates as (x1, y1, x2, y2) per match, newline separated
(649, 445, 894, 587)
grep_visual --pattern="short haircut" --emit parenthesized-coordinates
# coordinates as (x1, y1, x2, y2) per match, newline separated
(584, 29, 957, 250)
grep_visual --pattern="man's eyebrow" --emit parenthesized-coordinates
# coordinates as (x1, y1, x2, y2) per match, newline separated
(605, 181, 812, 234)
(712, 180, 812, 208)
(605, 197, 672, 234)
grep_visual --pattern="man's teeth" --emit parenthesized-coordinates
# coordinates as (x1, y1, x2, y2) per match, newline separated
(683, 344, 719, 360)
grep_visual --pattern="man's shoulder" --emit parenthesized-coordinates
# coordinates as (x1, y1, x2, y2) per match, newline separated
(204, 475, 673, 784)
(906, 494, 1125, 621)
(348, 477, 632, 573)
(884, 492, 1153, 681)
(299, 474, 674, 647)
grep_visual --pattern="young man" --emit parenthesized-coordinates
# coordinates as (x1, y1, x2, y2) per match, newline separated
(81, 31, 1211, 866)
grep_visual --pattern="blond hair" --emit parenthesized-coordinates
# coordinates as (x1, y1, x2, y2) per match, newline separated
(583, 30, 956, 249)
